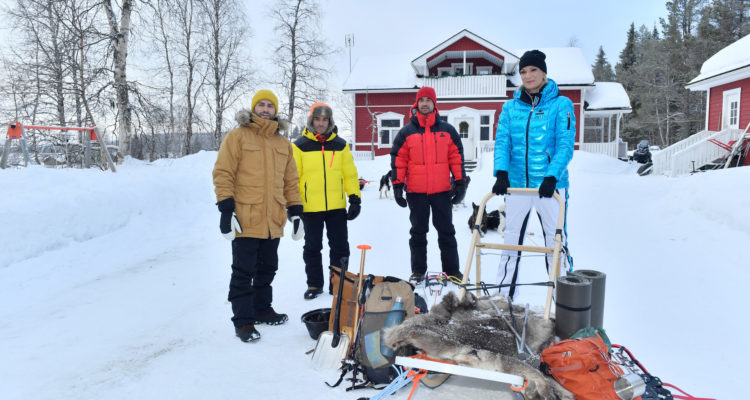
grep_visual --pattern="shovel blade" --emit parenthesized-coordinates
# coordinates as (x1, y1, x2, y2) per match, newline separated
(310, 331, 350, 370)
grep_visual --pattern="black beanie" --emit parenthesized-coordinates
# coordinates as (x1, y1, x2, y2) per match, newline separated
(519, 50, 547, 74)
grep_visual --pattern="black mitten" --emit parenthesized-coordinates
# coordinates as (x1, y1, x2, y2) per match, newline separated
(393, 183, 407, 208)
(216, 198, 235, 234)
(287, 204, 303, 222)
(492, 171, 509, 195)
(451, 179, 466, 205)
(538, 176, 557, 198)
(347, 195, 361, 220)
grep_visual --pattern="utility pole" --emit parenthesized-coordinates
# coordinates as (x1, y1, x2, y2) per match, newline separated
(345, 34, 354, 73)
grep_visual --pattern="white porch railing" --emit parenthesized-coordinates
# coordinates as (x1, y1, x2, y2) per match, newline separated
(579, 140, 626, 159)
(652, 129, 741, 176)
(352, 150, 374, 161)
(422, 75, 507, 98)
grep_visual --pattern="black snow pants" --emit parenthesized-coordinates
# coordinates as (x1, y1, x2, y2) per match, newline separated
(302, 208, 350, 288)
(228, 237, 280, 327)
(405, 191, 460, 276)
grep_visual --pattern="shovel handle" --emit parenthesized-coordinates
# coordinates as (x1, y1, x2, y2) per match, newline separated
(351, 245, 370, 349)
(331, 257, 349, 348)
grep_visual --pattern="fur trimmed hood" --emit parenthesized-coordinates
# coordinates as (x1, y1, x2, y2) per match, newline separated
(235, 109, 290, 132)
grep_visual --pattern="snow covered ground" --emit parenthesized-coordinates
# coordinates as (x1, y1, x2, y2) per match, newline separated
(1, 150, 744, 399)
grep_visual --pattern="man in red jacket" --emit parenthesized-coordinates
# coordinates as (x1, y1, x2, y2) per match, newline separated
(390, 87, 467, 283)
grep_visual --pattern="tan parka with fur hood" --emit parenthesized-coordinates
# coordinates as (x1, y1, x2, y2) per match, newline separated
(213, 110, 302, 239)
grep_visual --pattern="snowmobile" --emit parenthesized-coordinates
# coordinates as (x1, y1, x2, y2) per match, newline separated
(630, 140, 653, 176)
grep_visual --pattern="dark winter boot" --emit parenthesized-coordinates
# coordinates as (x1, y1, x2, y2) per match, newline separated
(304, 287, 323, 300)
(235, 324, 261, 342)
(409, 271, 426, 283)
(255, 308, 288, 325)
(449, 271, 464, 282)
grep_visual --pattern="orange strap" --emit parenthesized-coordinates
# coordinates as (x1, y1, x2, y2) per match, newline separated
(405, 368, 428, 400)
(510, 379, 529, 392)
(404, 353, 456, 400)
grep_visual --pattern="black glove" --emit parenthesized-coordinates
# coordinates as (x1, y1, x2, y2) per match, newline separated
(346, 195, 361, 220)
(492, 171, 509, 195)
(393, 183, 407, 208)
(216, 198, 235, 234)
(451, 179, 466, 205)
(287, 204, 303, 222)
(538, 176, 557, 198)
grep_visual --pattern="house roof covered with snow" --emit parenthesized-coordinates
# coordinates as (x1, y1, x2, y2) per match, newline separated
(343, 54, 420, 92)
(343, 31, 595, 92)
(508, 47, 594, 87)
(585, 82, 632, 112)
(687, 33, 750, 89)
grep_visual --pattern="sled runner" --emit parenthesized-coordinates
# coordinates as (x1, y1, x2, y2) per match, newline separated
(458, 189, 565, 320)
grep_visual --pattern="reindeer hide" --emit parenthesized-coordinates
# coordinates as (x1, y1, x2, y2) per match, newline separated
(383, 291, 573, 400)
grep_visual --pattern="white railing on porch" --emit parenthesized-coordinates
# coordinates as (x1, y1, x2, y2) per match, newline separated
(352, 150, 374, 161)
(422, 75, 507, 98)
(652, 129, 740, 176)
(579, 140, 627, 159)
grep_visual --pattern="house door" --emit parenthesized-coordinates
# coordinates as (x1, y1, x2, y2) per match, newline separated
(454, 117, 476, 161)
(722, 89, 740, 130)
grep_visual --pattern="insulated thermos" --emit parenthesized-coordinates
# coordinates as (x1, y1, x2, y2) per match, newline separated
(380, 296, 404, 357)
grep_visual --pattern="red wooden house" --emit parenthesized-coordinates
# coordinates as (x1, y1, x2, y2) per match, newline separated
(686, 33, 750, 168)
(343, 29, 631, 166)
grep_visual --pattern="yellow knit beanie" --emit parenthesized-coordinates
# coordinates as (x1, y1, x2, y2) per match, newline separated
(251, 90, 279, 116)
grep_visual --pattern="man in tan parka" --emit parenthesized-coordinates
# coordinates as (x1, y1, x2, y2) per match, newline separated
(213, 89, 303, 343)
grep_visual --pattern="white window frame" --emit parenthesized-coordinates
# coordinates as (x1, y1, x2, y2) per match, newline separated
(476, 66, 492, 75)
(722, 88, 741, 130)
(451, 62, 473, 75)
(479, 112, 494, 141)
(376, 112, 404, 148)
(437, 67, 452, 76)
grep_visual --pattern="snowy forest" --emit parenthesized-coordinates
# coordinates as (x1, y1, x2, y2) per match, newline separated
(0, 0, 336, 163)
(592, 0, 749, 147)
(0, 0, 748, 163)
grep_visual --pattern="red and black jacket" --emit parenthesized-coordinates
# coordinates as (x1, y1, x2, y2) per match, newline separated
(390, 110, 465, 194)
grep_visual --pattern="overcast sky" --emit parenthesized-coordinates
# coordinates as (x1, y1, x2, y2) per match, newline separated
(245, 0, 669, 87)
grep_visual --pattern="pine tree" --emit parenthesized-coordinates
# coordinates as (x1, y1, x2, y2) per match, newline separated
(592, 46, 616, 81)
(618, 23, 637, 74)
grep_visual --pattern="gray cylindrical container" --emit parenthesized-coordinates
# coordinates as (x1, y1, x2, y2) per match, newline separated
(555, 275, 591, 339)
(571, 269, 606, 328)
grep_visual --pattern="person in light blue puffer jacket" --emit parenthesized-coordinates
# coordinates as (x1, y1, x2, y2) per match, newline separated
(492, 50, 575, 300)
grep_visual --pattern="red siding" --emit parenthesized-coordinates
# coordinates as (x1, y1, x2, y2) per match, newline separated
(707, 77, 750, 132)
(354, 92, 415, 107)
(426, 37, 505, 63)
(353, 104, 411, 156)
(352, 89, 584, 154)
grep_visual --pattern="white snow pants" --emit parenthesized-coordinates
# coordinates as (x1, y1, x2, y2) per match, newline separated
(497, 188, 567, 300)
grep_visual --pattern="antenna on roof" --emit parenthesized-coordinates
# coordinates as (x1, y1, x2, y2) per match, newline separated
(345, 34, 354, 73)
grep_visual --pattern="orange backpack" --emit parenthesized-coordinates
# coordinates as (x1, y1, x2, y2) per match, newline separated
(541, 335, 634, 400)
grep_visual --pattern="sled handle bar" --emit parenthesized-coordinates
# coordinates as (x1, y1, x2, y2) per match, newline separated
(458, 189, 565, 321)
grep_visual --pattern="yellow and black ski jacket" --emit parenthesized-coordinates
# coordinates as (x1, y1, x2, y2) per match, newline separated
(292, 127, 361, 212)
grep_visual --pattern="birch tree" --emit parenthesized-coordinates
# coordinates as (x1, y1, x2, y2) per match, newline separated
(271, 0, 332, 128)
(174, 0, 205, 155)
(197, 0, 251, 149)
(102, 0, 134, 158)
(6, 0, 71, 125)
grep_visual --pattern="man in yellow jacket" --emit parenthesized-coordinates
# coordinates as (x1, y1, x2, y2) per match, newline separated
(213, 89, 303, 342)
(292, 103, 361, 299)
